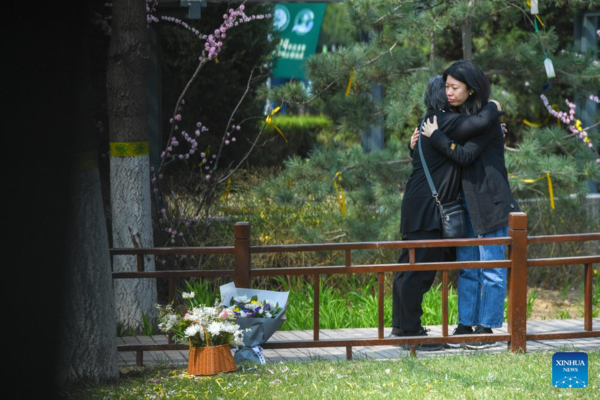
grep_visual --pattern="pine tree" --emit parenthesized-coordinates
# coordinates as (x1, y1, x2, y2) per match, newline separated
(271, 0, 600, 205)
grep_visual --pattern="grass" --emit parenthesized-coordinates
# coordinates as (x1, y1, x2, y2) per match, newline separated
(272, 276, 459, 330)
(62, 350, 600, 399)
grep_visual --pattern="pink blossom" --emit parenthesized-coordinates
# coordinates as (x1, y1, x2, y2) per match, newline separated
(174, 114, 182, 121)
(232, 137, 236, 142)
(206, 175, 211, 180)
(225, 140, 230, 145)
(236, 125, 241, 130)
(219, 309, 232, 320)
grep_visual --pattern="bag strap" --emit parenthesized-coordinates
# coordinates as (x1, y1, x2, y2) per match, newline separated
(417, 118, 441, 206)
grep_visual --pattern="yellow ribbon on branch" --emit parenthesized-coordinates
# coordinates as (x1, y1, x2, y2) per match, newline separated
(266, 107, 287, 142)
(332, 171, 347, 216)
(522, 104, 560, 128)
(526, 1, 545, 27)
(346, 68, 357, 103)
(509, 172, 555, 210)
(220, 177, 232, 200)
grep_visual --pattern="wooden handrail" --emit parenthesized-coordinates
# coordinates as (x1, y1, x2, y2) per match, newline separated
(111, 213, 599, 366)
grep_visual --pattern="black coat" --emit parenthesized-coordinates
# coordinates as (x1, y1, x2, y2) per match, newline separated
(429, 106, 521, 235)
(401, 103, 503, 234)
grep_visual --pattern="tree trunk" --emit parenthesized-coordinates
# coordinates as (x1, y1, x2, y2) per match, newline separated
(59, 163, 119, 383)
(461, 1, 474, 61)
(107, 0, 157, 331)
(57, 3, 118, 383)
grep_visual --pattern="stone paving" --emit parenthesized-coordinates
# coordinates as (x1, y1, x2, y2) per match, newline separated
(118, 318, 600, 367)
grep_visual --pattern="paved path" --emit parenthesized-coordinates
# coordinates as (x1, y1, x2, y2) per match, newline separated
(118, 318, 600, 367)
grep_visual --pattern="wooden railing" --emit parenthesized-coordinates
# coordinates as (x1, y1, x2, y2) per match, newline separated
(111, 212, 599, 366)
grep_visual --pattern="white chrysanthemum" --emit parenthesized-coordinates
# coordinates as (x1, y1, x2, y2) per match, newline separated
(265, 312, 272, 318)
(207, 321, 224, 336)
(246, 303, 259, 310)
(182, 292, 195, 299)
(222, 322, 239, 333)
(234, 295, 249, 303)
(202, 307, 218, 318)
(238, 310, 248, 318)
(184, 324, 203, 338)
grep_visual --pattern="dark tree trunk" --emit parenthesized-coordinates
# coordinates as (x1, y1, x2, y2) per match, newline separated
(57, 1, 118, 383)
(107, 0, 157, 330)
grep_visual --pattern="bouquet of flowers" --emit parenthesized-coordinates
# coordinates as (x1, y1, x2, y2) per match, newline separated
(228, 295, 283, 319)
(220, 282, 289, 364)
(156, 296, 246, 349)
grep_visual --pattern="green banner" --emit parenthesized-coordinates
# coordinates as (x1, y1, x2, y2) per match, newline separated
(272, 3, 326, 80)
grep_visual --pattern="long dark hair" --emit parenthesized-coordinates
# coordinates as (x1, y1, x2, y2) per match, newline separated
(443, 61, 490, 115)
(424, 75, 449, 111)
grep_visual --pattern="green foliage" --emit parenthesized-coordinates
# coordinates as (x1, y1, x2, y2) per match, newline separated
(274, 276, 457, 330)
(182, 279, 219, 308)
(271, 0, 599, 188)
(318, 3, 359, 49)
(251, 115, 333, 166)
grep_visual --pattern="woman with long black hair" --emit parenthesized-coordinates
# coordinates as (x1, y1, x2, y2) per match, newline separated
(390, 75, 503, 351)
(422, 60, 521, 349)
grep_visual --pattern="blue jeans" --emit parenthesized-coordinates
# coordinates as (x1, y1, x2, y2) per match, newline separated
(457, 198, 508, 329)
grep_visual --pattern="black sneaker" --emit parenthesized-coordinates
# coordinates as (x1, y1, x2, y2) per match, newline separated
(391, 327, 443, 352)
(465, 325, 497, 350)
(445, 323, 473, 349)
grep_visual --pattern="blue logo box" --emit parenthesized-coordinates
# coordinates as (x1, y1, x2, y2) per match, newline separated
(552, 352, 588, 388)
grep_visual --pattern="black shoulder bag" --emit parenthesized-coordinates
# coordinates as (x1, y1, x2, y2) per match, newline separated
(417, 119, 468, 239)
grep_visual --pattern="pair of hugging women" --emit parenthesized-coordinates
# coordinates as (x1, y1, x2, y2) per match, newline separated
(391, 60, 521, 351)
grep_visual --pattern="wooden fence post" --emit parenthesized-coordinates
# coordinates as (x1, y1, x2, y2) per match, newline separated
(234, 222, 251, 288)
(508, 212, 528, 353)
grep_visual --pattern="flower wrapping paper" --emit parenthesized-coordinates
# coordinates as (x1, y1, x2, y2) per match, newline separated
(220, 282, 289, 363)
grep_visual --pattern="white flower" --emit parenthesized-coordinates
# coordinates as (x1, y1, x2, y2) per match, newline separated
(238, 310, 248, 318)
(222, 322, 239, 333)
(246, 303, 259, 310)
(207, 321, 224, 336)
(182, 292, 195, 299)
(265, 312, 272, 318)
(234, 295, 249, 303)
(184, 324, 203, 338)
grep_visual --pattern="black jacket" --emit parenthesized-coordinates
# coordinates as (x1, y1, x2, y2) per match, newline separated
(429, 107, 521, 235)
(401, 103, 503, 234)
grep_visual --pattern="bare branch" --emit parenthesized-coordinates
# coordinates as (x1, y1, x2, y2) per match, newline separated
(214, 66, 259, 169)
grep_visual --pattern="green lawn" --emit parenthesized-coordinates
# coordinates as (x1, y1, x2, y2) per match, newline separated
(63, 350, 599, 399)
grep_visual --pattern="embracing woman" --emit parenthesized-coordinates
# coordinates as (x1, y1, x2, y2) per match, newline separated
(390, 74, 504, 351)
(421, 60, 521, 349)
